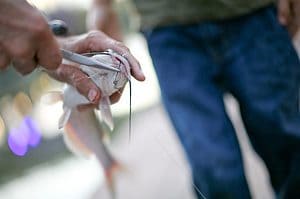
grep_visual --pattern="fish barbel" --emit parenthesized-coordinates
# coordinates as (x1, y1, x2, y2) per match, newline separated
(42, 50, 130, 198)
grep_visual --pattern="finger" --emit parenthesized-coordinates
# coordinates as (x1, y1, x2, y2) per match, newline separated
(12, 58, 37, 75)
(49, 64, 101, 104)
(110, 42, 145, 81)
(278, 0, 292, 25)
(36, 28, 62, 70)
(86, 33, 145, 81)
(109, 87, 124, 104)
(0, 53, 10, 70)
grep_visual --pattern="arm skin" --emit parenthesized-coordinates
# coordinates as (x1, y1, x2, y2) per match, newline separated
(86, 0, 122, 41)
(0, 0, 144, 106)
(278, 0, 300, 36)
(0, 0, 62, 74)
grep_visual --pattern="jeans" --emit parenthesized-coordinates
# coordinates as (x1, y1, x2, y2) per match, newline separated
(144, 5, 300, 199)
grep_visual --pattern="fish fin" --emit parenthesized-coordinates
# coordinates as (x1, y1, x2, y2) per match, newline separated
(99, 96, 114, 131)
(41, 91, 63, 105)
(64, 122, 92, 157)
(102, 132, 111, 144)
(58, 108, 71, 129)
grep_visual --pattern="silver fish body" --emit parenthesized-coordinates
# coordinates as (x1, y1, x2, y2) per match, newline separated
(64, 108, 116, 174)
(43, 51, 130, 198)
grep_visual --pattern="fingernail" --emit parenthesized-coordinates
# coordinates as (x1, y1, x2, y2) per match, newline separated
(138, 68, 145, 79)
(140, 72, 145, 79)
(88, 89, 98, 103)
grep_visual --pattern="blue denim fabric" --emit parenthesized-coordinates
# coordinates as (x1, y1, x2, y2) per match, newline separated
(144, 5, 300, 199)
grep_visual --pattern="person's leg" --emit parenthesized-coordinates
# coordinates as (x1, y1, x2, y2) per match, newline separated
(144, 25, 251, 199)
(223, 5, 300, 198)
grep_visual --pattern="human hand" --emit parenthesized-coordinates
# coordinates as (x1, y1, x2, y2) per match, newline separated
(0, 0, 62, 74)
(278, 0, 300, 36)
(48, 31, 145, 106)
(86, 0, 122, 41)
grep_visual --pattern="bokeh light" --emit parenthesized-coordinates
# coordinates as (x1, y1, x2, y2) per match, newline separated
(0, 95, 19, 128)
(7, 116, 42, 156)
(8, 127, 29, 156)
(23, 116, 42, 147)
(13, 92, 33, 116)
(38, 73, 51, 90)
(29, 73, 53, 103)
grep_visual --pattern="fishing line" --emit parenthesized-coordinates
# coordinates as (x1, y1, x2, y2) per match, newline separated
(40, 59, 205, 197)
(68, 59, 132, 143)
(128, 79, 132, 143)
(153, 132, 207, 199)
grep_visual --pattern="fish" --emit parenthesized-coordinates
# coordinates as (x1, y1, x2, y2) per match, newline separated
(64, 108, 121, 197)
(54, 50, 130, 130)
(42, 50, 130, 198)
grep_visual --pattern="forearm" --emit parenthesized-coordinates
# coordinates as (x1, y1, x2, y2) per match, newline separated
(0, 0, 61, 73)
(87, 0, 122, 40)
(92, 0, 113, 6)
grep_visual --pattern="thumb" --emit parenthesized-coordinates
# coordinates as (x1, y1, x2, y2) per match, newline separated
(278, 0, 292, 25)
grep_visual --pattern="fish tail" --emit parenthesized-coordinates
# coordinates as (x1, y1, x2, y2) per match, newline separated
(104, 160, 123, 199)
(99, 96, 114, 130)
(41, 91, 63, 105)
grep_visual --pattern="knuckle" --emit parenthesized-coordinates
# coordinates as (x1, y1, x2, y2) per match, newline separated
(12, 46, 32, 59)
(56, 64, 71, 81)
(31, 17, 49, 36)
(72, 75, 81, 87)
(115, 41, 129, 50)
(86, 31, 107, 50)
(44, 52, 62, 70)
(70, 70, 84, 87)
(86, 31, 101, 42)
(37, 43, 62, 70)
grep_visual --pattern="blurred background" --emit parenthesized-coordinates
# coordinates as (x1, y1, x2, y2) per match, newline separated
(0, 1, 299, 199)
(0, 0, 162, 198)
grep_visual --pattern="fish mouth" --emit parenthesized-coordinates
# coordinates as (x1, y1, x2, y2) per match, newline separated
(81, 51, 122, 72)
(81, 51, 110, 57)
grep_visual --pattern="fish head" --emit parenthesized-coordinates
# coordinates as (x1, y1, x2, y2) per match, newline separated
(80, 52, 129, 97)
